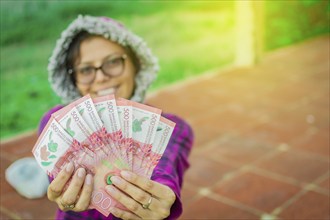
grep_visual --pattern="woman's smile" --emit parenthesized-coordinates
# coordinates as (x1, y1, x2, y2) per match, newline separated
(95, 86, 118, 96)
(76, 36, 136, 99)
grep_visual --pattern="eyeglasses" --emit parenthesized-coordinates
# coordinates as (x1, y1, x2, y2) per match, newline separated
(69, 54, 127, 84)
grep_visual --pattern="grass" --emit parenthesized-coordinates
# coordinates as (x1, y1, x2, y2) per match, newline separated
(0, 0, 329, 139)
(265, 0, 330, 50)
(1, 41, 62, 137)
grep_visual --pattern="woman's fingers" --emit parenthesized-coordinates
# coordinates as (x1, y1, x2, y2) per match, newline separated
(47, 161, 93, 212)
(60, 168, 86, 207)
(106, 172, 174, 219)
(47, 162, 75, 201)
(106, 185, 149, 217)
(74, 174, 94, 211)
(120, 170, 175, 201)
(110, 206, 141, 220)
(109, 176, 160, 210)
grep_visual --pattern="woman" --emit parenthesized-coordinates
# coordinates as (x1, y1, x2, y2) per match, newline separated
(39, 15, 193, 220)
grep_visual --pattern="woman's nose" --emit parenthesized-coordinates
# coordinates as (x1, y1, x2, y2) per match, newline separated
(94, 68, 109, 83)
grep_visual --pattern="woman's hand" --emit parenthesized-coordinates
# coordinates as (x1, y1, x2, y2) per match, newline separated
(47, 162, 94, 212)
(106, 170, 176, 220)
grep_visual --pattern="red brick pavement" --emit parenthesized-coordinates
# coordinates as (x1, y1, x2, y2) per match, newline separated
(1, 35, 329, 219)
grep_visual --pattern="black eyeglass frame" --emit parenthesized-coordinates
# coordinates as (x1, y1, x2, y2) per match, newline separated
(68, 54, 128, 84)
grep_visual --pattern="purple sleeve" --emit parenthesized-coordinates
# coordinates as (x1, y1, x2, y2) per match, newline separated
(151, 113, 194, 220)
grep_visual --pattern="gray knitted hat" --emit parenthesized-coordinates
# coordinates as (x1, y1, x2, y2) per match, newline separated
(48, 15, 159, 104)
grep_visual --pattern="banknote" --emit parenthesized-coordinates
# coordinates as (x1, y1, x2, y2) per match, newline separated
(116, 98, 133, 169)
(33, 94, 176, 216)
(131, 101, 161, 175)
(32, 116, 83, 178)
(144, 116, 175, 178)
(74, 95, 116, 160)
(93, 94, 126, 167)
(52, 100, 117, 216)
(52, 103, 95, 147)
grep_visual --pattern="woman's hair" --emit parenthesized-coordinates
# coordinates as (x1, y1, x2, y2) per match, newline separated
(65, 31, 91, 85)
(65, 31, 140, 85)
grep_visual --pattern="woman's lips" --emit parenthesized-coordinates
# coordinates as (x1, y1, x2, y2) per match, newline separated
(96, 87, 118, 96)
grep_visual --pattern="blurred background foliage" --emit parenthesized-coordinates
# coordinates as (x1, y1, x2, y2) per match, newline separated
(0, 0, 329, 139)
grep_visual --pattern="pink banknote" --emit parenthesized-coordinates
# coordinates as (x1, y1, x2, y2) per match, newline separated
(116, 98, 133, 168)
(144, 116, 175, 178)
(131, 101, 161, 175)
(93, 94, 127, 168)
(33, 94, 176, 216)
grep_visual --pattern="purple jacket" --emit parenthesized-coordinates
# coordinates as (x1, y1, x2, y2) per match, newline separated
(38, 105, 194, 220)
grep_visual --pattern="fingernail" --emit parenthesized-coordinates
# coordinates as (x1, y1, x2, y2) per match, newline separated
(77, 168, 86, 178)
(66, 162, 74, 172)
(110, 176, 122, 185)
(85, 174, 92, 185)
(106, 185, 116, 194)
(121, 170, 132, 180)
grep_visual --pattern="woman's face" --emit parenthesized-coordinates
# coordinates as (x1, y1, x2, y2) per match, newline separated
(75, 36, 136, 99)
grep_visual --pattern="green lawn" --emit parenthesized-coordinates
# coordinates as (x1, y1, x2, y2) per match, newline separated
(0, 0, 328, 139)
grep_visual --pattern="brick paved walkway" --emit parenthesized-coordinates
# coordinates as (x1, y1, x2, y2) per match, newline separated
(1, 35, 329, 219)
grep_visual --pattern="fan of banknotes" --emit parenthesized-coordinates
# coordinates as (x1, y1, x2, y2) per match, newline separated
(32, 94, 175, 216)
